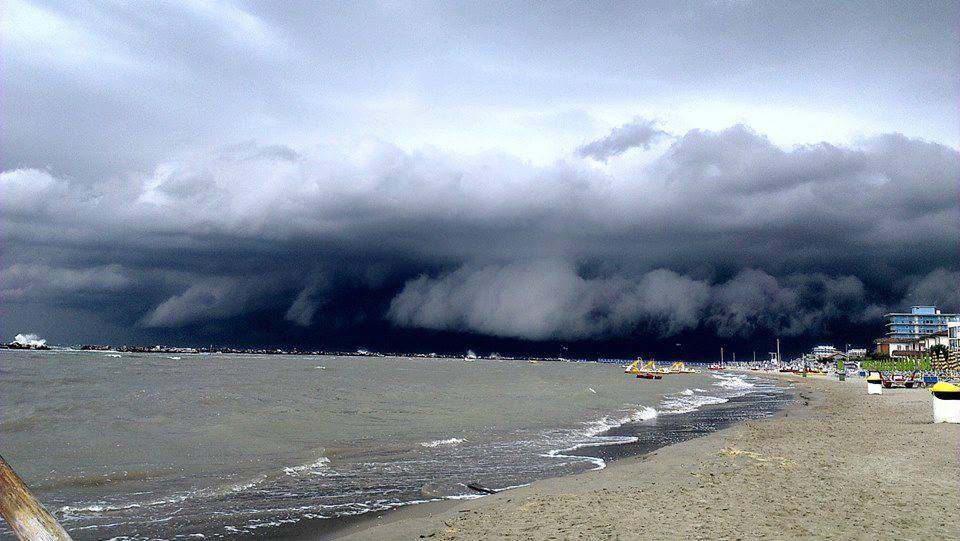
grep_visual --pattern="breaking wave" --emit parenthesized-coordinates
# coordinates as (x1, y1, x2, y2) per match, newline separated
(420, 437, 465, 448)
(712, 373, 757, 390)
(283, 457, 331, 476)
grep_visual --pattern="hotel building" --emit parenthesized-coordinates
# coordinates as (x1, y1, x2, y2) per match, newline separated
(885, 306, 960, 340)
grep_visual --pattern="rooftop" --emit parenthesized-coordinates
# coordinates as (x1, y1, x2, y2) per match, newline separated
(883, 305, 957, 317)
(875, 337, 911, 344)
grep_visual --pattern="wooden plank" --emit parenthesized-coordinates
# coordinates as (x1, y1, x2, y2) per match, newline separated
(0, 454, 72, 541)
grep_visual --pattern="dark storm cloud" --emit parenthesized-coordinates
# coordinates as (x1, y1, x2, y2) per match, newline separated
(577, 117, 668, 161)
(140, 274, 288, 328)
(1, 124, 957, 344)
(388, 263, 892, 341)
(388, 264, 712, 340)
(0, 263, 130, 301)
(285, 277, 329, 327)
(901, 269, 960, 310)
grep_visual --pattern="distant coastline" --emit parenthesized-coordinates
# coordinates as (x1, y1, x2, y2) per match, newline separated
(0, 342, 596, 363)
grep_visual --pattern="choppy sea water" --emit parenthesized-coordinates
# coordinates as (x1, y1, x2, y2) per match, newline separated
(0, 351, 788, 539)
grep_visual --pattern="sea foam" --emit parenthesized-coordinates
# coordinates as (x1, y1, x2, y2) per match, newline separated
(283, 457, 331, 476)
(420, 437, 465, 448)
(712, 373, 756, 390)
(661, 393, 728, 414)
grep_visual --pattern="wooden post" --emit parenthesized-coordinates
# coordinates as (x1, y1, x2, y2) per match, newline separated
(0, 454, 71, 540)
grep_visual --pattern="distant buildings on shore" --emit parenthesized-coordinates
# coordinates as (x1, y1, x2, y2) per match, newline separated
(875, 305, 959, 366)
(0, 341, 578, 363)
(884, 305, 959, 339)
(797, 345, 866, 367)
(782, 305, 960, 371)
(812, 345, 840, 358)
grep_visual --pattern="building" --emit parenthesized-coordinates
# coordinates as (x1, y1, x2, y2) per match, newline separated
(812, 345, 839, 358)
(885, 306, 960, 340)
(875, 337, 923, 358)
(945, 322, 960, 371)
(846, 348, 867, 358)
(920, 331, 949, 350)
(949, 322, 960, 351)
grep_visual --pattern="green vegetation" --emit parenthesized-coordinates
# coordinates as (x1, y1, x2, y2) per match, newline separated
(860, 355, 932, 372)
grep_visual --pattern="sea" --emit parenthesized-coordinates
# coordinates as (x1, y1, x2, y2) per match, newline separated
(0, 350, 791, 539)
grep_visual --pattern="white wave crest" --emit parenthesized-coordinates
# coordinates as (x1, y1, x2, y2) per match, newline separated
(681, 388, 695, 395)
(661, 394, 728, 414)
(630, 406, 658, 421)
(59, 502, 142, 518)
(13, 333, 46, 347)
(711, 374, 756, 390)
(419, 437, 465, 448)
(582, 405, 657, 438)
(283, 456, 331, 476)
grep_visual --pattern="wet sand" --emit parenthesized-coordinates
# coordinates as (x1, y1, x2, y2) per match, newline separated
(332, 374, 959, 540)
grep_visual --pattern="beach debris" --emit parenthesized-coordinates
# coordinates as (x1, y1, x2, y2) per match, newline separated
(466, 483, 498, 495)
(588, 387, 597, 394)
(718, 447, 795, 467)
(0, 454, 72, 540)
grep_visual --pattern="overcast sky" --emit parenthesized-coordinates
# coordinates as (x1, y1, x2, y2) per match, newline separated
(2, 0, 958, 357)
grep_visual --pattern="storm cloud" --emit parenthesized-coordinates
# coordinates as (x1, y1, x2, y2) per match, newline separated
(578, 117, 668, 161)
(388, 263, 895, 341)
(1, 1, 958, 352)
(2, 125, 957, 348)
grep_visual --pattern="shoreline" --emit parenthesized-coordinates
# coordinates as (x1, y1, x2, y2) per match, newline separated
(269, 374, 794, 540)
(325, 373, 958, 540)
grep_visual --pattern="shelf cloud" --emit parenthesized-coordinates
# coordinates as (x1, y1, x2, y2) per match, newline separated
(1, 124, 957, 346)
(1, 1, 957, 351)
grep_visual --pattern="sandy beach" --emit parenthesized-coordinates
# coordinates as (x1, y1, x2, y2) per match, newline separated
(334, 374, 959, 540)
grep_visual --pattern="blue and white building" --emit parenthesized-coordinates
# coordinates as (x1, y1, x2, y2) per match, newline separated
(949, 321, 960, 351)
(885, 306, 960, 340)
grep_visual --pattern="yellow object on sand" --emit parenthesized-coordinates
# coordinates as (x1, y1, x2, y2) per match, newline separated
(930, 382, 960, 394)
